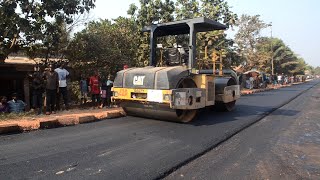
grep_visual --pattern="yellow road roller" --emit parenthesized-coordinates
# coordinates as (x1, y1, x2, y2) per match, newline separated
(112, 17, 240, 122)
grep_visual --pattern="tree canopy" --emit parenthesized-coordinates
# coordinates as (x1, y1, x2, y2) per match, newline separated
(0, 0, 95, 61)
(2, 0, 312, 77)
(66, 0, 240, 75)
(67, 17, 140, 77)
(234, 14, 309, 75)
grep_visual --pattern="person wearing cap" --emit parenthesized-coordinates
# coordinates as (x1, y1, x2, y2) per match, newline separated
(7, 93, 26, 113)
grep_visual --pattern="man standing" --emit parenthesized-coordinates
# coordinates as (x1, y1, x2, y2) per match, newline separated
(89, 70, 100, 108)
(7, 93, 26, 113)
(32, 72, 44, 115)
(55, 62, 69, 110)
(43, 64, 59, 115)
(106, 74, 113, 108)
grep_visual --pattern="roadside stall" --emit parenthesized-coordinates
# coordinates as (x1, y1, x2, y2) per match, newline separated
(243, 70, 263, 89)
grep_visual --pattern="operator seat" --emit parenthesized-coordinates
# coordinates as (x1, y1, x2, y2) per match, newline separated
(164, 48, 180, 66)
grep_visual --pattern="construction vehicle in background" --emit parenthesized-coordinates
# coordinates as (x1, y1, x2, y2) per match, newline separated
(112, 17, 240, 122)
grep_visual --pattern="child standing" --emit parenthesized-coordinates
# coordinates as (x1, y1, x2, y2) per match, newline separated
(80, 76, 88, 105)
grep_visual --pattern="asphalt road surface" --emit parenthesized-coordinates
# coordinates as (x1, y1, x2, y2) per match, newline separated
(166, 81, 320, 180)
(0, 80, 319, 180)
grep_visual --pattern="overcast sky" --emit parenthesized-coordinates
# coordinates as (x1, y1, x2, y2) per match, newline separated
(90, 0, 320, 67)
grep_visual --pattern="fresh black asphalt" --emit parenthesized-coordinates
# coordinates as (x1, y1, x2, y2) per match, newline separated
(0, 80, 318, 180)
(166, 82, 320, 180)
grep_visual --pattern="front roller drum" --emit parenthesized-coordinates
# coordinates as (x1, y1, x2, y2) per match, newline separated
(120, 102, 197, 123)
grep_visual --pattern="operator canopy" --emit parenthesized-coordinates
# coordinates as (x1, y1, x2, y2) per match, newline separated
(142, 17, 228, 69)
(142, 17, 228, 36)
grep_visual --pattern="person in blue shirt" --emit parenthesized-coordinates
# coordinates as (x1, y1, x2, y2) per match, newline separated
(8, 93, 26, 113)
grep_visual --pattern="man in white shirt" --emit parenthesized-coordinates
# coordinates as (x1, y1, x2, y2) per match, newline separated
(55, 62, 70, 110)
(277, 74, 282, 85)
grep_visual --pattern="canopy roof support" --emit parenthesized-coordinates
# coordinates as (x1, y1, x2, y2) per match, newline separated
(143, 17, 228, 71)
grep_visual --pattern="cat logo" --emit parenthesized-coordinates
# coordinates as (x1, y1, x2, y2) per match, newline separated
(133, 76, 145, 86)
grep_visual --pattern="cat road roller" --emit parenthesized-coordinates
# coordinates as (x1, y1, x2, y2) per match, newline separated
(112, 17, 240, 122)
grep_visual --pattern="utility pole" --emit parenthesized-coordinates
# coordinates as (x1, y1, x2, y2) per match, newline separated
(269, 22, 274, 75)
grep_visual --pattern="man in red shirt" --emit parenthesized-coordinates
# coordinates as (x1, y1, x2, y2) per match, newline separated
(89, 70, 100, 108)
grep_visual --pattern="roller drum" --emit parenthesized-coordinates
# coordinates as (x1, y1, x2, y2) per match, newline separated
(120, 102, 197, 123)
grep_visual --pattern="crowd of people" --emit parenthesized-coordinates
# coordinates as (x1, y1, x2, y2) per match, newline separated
(0, 63, 129, 116)
(80, 70, 114, 109)
(242, 72, 306, 90)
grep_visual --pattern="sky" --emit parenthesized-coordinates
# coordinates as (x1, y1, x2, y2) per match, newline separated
(91, 0, 320, 67)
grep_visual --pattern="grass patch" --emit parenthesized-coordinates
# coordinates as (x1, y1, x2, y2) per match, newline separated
(0, 111, 35, 121)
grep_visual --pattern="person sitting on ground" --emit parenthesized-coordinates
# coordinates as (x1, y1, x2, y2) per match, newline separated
(0, 96, 9, 113)
(7, 93, 26, 113)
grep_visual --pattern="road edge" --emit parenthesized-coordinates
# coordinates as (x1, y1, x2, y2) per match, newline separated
(0, 109, 125, 135)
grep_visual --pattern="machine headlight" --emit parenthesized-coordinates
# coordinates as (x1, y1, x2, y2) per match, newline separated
(163, 94, 171, 101)
(113, 91, 118, 97)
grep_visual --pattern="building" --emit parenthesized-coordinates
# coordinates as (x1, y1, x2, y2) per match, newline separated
(0, 56, 40, 111)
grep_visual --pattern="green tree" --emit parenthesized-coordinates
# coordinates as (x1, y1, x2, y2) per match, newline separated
(234, 14, 268, 70)
(0, 0, 95, 61)
(175, 0, 200, 20)
(256, 37, 308, 75)
(200, 0, 237, 26)
(127, 0, 176, 66)
(67, 18, 139, 77)
(128, 0, 238, 67)
(314, 66, 320, 75)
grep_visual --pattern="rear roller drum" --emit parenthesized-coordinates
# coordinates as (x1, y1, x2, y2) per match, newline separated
(215, 100, 236, 112)
(175, 109, 197, 123)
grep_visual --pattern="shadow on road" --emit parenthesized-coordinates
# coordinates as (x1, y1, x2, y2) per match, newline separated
(189, 104, 300, 126)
